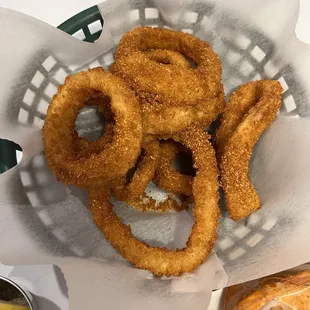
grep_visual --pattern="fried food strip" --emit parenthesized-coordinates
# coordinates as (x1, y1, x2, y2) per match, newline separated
(111, 137, 188, 212)
(114, 27, 223, 106)
(154, 141, 193, 196)
(89, 127, 220, 276)
(144, 49, 191, 68)
(111, 137, 160, 200)
(219, 80, 283, 220)
(232, 270, 310, 310)
(43, 67, 143, 188)
(215, 80, 278, 158)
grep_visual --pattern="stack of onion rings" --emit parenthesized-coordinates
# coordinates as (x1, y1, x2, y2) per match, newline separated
(112, 27, 226, 135)
(43, 26, 283, 276)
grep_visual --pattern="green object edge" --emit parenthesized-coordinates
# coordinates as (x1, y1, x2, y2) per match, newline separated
(0, 5, 102, 174)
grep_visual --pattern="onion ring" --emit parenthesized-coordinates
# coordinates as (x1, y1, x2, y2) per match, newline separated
(218, 80, 283, 221)
(154, 141, 193, 196)
(112, 27, 225, 134)
(89, 126, 220, 276)
(43, 67, 143, 187)
(113, 27, 223, 106)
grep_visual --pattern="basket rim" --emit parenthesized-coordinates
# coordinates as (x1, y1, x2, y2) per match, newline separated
(0, 5, 101, 174)
(58, 5, 102, 37)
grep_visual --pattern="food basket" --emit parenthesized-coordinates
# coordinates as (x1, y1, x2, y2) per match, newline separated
(1, 0, 310, 309)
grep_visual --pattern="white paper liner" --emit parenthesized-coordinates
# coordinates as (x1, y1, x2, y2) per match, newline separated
(0, 0, 310, 309)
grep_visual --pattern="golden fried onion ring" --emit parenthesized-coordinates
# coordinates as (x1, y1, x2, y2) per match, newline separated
(218, 80, 283, 221)
(114, 27, 223, 106)
(112, 28, 225, 135)
(43, 68, 143, 187)
(89, 127, 220, 276)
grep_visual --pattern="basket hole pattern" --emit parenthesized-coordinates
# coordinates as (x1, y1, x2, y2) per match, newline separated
(218, 237, 234, 251)
(23, 89, 36, 106)
(246, 233, 264, 247)
(26, 191, 41, 207)
(215, 214, 278, 265)
(226, 50, 242, 65)
(145, 8, 159, 19)
(235, 34, 251, 50)
(45, 83, 58, 98)
(37, 210, 54, 226)
(17, 152, 105, 258)
(228, 248, 246, 260)
(184, 11, 198, 23)
(70, 246, 86, 257)
(239, 60, 255, 77)
(88, 20, 102, 35)
(102, 52, 115, 66)
(73, 29, 86, 41)
(206, 18, 299, 116)
(32, 153, 46, 168)
(16, 8, 301, 129)
(18, 109, 29, 125)
(70, 18, 103, 43)
(20, 171, 32, 187)
(251, 46, 266, 62)
(283, 95, 296, 112)
(19, 154, 68, 206)
(31, 71, 45, 88)
(264, 60, 279, 78)
(52, 227, 67, 242)
(278, 76, 289, 92)
(42, 56, 57, 71)
(54, 68, 67, 84)
(129, 9, 140, 22)
(17, 55, 72, 128)
(251, 73, 262, 81)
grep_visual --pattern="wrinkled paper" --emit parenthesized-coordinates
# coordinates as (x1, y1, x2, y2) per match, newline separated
(0, 0, 310, 309)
